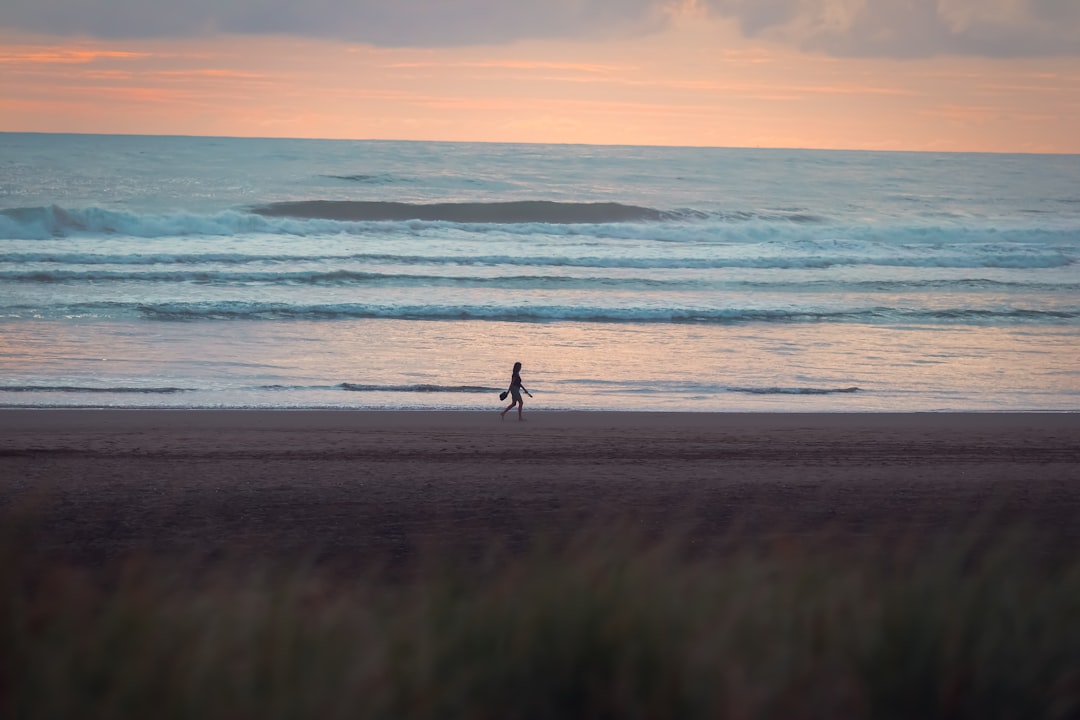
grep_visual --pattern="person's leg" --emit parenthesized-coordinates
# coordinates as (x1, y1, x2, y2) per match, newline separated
(517, 399, 524, 420)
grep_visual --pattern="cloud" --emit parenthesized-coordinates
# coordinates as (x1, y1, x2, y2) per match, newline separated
(0, 48, 148, 64)
(2, 0, 1078, 57)
(702, 0, 1080, 58)
(0, 0, 665, 46)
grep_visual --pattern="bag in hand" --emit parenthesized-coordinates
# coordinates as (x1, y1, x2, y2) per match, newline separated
(499, 391, 508, 401)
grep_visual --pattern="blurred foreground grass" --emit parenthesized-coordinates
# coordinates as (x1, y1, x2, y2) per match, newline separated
(2, 510, 1079, 720)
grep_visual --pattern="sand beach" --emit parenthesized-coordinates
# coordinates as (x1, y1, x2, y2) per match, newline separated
(3, 409, 1078, 567)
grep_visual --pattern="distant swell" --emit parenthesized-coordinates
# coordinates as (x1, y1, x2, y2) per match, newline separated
(251, 200, 672, 224)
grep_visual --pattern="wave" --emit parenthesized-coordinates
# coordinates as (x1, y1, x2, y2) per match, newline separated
(251, 200, 677, 224)
(253, 200, 830, 224)
(4, 269, 1077, 294)
(0, 382, 858, 398)
(143, 304, 1078, 325)
(571, 378, 864, 396)
(0, 205, 290, 240)
(339, 383, 496, 393)
(0, 202, 683, 239)
(2, 247, 1073, 271)
(13, 301, 1052, 325)
(728, 385, 860, 395)
(0, 268, 689, 290)
(371, 382, 863, 397)
(2, 205, 1077, 261)
(0, 383, 491, 395)
(0, 385, 191, 393)
(321, 173, 404, 184)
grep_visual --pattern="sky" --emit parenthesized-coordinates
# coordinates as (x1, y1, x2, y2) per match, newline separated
(2, 0, 1079, 152)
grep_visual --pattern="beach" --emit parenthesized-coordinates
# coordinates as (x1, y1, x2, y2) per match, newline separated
(4, 409, 1078, 567)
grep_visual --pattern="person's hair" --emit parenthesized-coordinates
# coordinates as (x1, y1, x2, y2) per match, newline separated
(513, 362, 522, 372)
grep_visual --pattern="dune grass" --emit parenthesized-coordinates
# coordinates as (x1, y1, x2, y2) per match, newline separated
(2, 514, 1079, 720)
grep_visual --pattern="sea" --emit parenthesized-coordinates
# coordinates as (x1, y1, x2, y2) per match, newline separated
(2, 132, 1078, 412)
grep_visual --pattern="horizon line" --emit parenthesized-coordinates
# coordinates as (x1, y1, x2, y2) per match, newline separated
(2, 130, 1076, 157)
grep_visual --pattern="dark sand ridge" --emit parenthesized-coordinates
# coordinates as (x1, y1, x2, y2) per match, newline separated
(2, 410, 1078, 569)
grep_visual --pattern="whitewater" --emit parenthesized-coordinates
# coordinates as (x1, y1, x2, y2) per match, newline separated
(1, 132, 1078, 411)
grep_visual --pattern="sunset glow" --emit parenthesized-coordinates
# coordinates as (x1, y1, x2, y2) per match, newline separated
(2, 1, 1079, 151)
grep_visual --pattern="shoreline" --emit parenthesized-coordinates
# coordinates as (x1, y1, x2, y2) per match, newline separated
(4, 406, 1078, 421)
(4, 408, 1079, 568)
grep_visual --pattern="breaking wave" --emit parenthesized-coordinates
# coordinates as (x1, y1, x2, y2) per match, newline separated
(250, 200, 676, 223)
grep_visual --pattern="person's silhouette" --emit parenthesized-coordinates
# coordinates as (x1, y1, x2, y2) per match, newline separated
(500, 361, 532, 421)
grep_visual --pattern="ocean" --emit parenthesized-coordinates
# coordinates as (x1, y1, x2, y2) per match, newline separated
(1, 132, 1078, 412)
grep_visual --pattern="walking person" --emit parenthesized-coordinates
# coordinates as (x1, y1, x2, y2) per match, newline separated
(500, 361, 532, 421)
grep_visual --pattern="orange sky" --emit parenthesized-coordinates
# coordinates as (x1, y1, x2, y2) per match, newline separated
(2, 3, 1079, 152)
